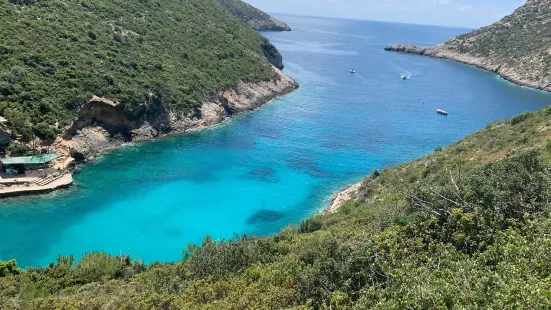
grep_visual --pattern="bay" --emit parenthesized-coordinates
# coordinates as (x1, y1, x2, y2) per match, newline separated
(1, 15, 550, 267)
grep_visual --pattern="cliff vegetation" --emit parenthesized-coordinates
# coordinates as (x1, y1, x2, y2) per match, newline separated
(3, 103, 551, 309)
(219, 0, 291, 31)
(0, 0, 281, 144)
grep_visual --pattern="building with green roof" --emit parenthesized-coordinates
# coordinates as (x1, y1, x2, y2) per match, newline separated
(1, 154, 60, 167)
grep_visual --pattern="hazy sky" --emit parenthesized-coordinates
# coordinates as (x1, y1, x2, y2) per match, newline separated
(245, 0, 527, 28)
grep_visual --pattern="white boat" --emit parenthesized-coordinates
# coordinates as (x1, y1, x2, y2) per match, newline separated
(350, 69, 356, 73)
(401, 73, 408, 80)
(437, 109, 448, 116)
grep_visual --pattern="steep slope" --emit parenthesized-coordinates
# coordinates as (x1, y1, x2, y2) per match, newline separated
(219, 0, 292, 31)
(386, 0, 551, 91)
(0, 0, 296, 151)
(3, 104, 551, 308)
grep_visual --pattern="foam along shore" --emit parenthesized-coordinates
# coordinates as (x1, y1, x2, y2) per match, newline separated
(0, 173, 73, 198)
(325, 181, 362, 214)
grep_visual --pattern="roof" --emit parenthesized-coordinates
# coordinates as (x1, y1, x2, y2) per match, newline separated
(0, 154, 61, 165)
(0, 116, 7, 123)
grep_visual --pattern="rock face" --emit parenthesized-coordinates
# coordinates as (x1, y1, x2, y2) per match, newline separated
(247, 18, 292, 32)
(219, 0, 291, 31)
(385, 0, 551, 92)
(59, 68, 298, 160)
(261, 41, 284, 69)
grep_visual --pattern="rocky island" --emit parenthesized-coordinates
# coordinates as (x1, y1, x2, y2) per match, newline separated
(219, 0, 292, 31)
(385, 0, 551, 91)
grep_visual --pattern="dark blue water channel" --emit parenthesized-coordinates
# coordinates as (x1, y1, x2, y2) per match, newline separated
(2, 15, 551, 267)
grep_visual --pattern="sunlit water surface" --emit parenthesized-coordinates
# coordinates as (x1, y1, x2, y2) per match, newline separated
(2, 16, 551, 267)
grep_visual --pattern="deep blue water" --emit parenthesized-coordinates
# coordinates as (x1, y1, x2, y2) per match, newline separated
(2, 16, 551, 268)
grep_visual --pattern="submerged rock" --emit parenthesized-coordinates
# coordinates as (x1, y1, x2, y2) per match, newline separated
(247, 209, 286, 225)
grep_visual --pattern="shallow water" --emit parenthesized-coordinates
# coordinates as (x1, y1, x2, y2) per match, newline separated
(2, 16, 551, 267)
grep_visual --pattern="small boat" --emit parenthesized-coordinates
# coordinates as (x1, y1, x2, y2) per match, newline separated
(350, 69, 356, 74)
(437, 109, 448, 116)
(401, 73, 408, 80)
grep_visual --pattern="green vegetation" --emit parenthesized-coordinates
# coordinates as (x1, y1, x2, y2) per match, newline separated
(219, 0, 291, 31)
(3, 103, 551, 308)
(443, 0, 551, 83)
(0, 0, 278, 141)
(219, 0, 273, 24)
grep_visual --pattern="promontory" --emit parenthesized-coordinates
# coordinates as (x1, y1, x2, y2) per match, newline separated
(385, 0, 551, 91)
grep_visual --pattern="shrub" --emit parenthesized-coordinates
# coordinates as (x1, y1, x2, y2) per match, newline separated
(0, 260, 21, 277)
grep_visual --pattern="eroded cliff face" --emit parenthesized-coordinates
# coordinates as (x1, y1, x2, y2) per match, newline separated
(261, 41, 284, 69)
(58, 68, 298, 160)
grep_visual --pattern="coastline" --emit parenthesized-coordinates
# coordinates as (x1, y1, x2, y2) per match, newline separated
(325, 181, 362, 214)
(57, 67, 298, 161)
(384, 44, 551, 92)
(328, 42, 551, 213)
(1, 68, 298, 199)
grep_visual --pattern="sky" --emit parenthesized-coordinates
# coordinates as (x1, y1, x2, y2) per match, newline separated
(245, 0, 527, 28)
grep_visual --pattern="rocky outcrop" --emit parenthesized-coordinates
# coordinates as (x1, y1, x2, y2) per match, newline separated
(385, 0, 551, 92)
(59, 68, 298, 160)
(247, 18, 291, 32)
(325, 182, 362, 214)
(218, 0, 291, 32)
(261, 41, 284, 69)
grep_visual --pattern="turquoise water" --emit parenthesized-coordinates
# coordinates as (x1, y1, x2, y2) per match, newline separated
(2, 16, 551, 268)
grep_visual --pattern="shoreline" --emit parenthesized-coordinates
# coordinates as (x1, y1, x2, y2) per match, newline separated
(324, 181, 362, 214)
(384, 44, 551, 93)
(58, 67, 298, 161)
(327, 43, 551, 213)
(2, 68, 298, 199)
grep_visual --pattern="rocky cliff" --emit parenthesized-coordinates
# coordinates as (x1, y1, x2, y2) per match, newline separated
(219, 0, 292, 31)
(0, 0, 288, 145)
(385, 0, 551, 92)
(58, 68, 298, 160)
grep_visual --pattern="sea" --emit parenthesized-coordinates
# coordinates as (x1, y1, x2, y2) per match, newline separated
(2, 15, 551, 267)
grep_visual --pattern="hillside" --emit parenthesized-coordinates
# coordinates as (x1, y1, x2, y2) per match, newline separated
(385, 0, 551, 91)
(0, 0, 296, 156)
(219, 0, 292, 31)
(3, 105, 551, 307)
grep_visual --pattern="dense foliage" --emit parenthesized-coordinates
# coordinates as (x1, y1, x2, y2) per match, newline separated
(219, 0, 272, 24)
(0, 0, 277, 140)
(219, 0, 291, 31)
(3, 102, 551, 308)
(444, 0, 551, 81)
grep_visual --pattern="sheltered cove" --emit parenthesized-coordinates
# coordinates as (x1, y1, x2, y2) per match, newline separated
(0, 67, 298, 198)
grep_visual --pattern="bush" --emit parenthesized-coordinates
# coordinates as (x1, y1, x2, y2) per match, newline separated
(0, 260, 21, 277)
(75, 252, 132, 283)
(299, 216, 323, 234)
(511, 112, 532, 125)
